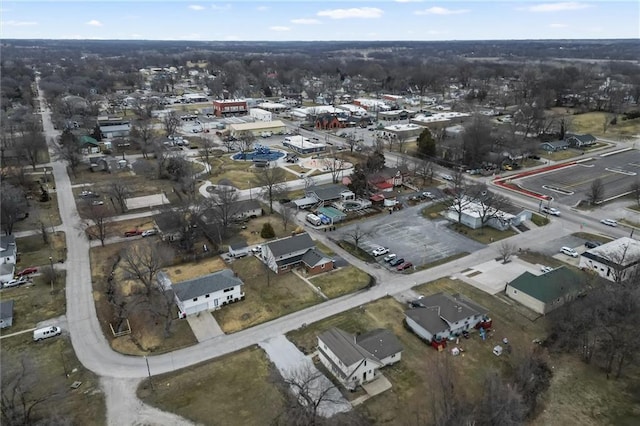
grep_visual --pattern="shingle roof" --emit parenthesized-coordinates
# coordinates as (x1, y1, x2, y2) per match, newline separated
(356, 329, 403, 360)
(418, 292, 487, 324)
(235, 199, 262, 213)
(173, 269, 243, 301)
(0, 300, 14, 320)
(0, 235, 16, 258)
(307, 184, 349, 201)
(301, 248, 331, 268)
(582, 237, 640, 268)
(229, 239, 248, 250)
(541, 140, 569, 149)
(509, 267, 587, 303)
(405, 306, 449, 335)
(319, 327, 369, 366)
(266, 233, 315, 258)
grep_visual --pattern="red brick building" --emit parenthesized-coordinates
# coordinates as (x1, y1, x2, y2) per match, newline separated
(212, 99, 248, 117)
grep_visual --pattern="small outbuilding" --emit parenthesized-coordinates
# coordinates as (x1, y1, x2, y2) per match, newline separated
(0, 300, 14, 329)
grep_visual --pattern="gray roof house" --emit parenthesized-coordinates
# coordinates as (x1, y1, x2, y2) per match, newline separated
(162, 269, 246, 317)
(565, 133, 596, 147)
(405, 293, 489, 342)
(540, 140, 570, 152)
(0, 300, 14, 329)
(317, 327, 402, 389)
(261, 233, 333, 275)
(306, 184, 351, 204)
(0, 235, 17, 265)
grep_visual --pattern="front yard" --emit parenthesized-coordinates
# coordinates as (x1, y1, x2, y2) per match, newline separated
(212, 256, 324, 333)
(16, 232, 67, 267)
(310, 266, 372, 298)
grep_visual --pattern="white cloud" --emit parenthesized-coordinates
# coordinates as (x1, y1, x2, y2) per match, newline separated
(257, 6, 269, 11)
(415, 7, 470, 16)
(291, 18, 321, 25)
(525, 2, 592, 12)
(550, 23, 569, 28)
(188, 5, 205, 11)
(211, 4, 231, 11)
(86, 20, 103, 27)
(269, 26, 291, 32)
(2, 20, 38, 27)
(317, 7, 383, 19)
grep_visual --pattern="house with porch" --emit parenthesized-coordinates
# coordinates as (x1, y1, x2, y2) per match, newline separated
(565, 133, 597, 148)
(305, 184, 353, 207)
(405, 292, 489, 342)
(317, 327, 402, 390)
(261, 233, 334, 275)
(540, 140, 569, 152)
(0, 235, 17, 265)
(157, 269, 245, 318)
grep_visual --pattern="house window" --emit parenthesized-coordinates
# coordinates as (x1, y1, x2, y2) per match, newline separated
(391, 354, 395, 358)
(364, 360, 366, 366)
(227, 295, 233, 300)
(513, 290, 518, 294)
(321, 264, 325, 269)
(205, 294, 210, 298)
(192, 297, 198, 302)
(224, 287, 233, 293)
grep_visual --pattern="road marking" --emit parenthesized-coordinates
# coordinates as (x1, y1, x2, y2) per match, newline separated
(605, 167, 637, 176)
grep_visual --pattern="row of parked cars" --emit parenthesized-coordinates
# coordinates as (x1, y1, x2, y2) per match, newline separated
(1, 267, 38, 289)
(372, 247, 413, 271)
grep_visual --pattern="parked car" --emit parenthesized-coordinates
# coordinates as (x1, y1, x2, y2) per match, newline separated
(80, 191, 100, 198)
(540, 266, 554, 273)
(440, 174, 454, 181)
(2, 276, 30, 288)
(33, 326, 62, 342)
(541, 206, 560, 216)
(16, 267, 38, 277)
(124, 230, 142, 237)
(91, 200, 104, 206)
(372, 247, 389, 257)
(389, 258, 404, 267)
(141, 229, 157, 237)
(585, 241, 601, 249)
(422, 192, 435, 200)
(600, 219, 618, 227)
(383, 253, 397, 262)
(397, 262, 413, 271)
(560, 247, 578, 258)
(250, 246, 262, 254)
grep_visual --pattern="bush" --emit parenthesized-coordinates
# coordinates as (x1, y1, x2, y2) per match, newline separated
(623, 110, 640, 121)
(260, 222, 275, 238)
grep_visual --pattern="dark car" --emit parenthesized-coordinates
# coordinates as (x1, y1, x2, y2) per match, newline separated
(124, 230, 142, 237)
(585, 241, 601, 249)
(389, 258, 404, 267)
(17, 267, 38, 277)
(397, 262, 413, 271)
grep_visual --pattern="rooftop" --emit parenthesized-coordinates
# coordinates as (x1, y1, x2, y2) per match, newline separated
(265, 233, 315, 258)
(171, 269, 243, 301)
(508, 266, 587, 303)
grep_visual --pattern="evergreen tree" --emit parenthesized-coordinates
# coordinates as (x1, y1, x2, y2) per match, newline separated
(417, 128, 436, 159)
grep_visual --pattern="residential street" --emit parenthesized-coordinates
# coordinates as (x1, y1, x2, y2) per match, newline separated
(34, 78, 638, 425)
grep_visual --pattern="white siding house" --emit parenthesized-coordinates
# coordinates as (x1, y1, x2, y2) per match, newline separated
(579, 237, 640, 282)
(158, 269, 245, 318)
(317, 328, 402, 390)
(0, 236, 17, 265)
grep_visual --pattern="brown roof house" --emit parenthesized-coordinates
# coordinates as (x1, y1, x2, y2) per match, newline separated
(318, 327, 402, 390)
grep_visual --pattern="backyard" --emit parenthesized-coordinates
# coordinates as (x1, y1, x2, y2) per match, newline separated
(16, 232, 67, 267)
(309, 266, 372, 298)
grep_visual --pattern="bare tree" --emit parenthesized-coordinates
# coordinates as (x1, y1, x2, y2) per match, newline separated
(446, 170, 472, 225)
(587, 178, 605, 205)
(220, 136, 237, 153)
(105, 182, 130, 213)
(280, 365, 346, 426)
(83, 202, 112, 247)
(207, 187, 239, 242)
(120, 240, 174, 295)
(255, 166, 287, 214)
(54, 130, 83, 177)
(513, 348, 553, 420)
(343, 225, 370, 253)
(414, 159, 434, 186)
(130, 118, 156, 159)
(498, 241, 516, 263)
(280, 204, 296, 232)
(344, 133, 358, 153)
(199, 137, 217, 175)
(472, 186, 510, 229)
(396, 134, 409, 154)
(162, 110, 180, 137)
(630, 180, 640, 206)
(17, 128, 46, 170)
(322, 155, 345, 184)
(474, 370, 526, 425)
(237, 131, 256, 155)
(0, 183, 28, 235)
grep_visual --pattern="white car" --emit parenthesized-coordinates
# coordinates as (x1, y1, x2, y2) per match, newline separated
(542, 206, 560, 216)
(600, 219, 618, 227)
(2, 277, 30, 288)
(372, 247, 389, 257)
(440, 174, 454, 181)
(560, 247, 578, 258)
(383, 253, 397, 262)
(141, 229, 158, 237)
(540, 266, 554, 273)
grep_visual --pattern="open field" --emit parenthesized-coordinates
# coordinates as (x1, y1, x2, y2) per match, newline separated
(206, 152, 299, 189)
(0, 334, 106, 426)
(539, 148, 583, 162)
(309, 266, 372, 299)
(89, 242, 197, 355)
(16, 232, 67, 267)
(450, 223, 517, 244)
(212, 256, 323, 333)
(571, 112, 640, 139)
(137, 346, 285, 425)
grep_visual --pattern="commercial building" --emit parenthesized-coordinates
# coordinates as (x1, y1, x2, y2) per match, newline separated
(212, 99, 248, 117)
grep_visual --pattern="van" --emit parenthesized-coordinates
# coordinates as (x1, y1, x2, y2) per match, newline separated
(33, 326, 62, 342)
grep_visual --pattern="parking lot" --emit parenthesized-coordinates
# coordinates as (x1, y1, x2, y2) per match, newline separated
(518, 150, 640, 206)
(336, 205, 485, 271)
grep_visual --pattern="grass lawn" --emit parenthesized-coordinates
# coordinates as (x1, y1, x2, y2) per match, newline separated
(0, 334, 106, 426)
(212, 256, 323, 333)
(16, 232, 67, 267)
(416, 252, 470, 271)
(137, 346, 285, 426)
(286, 164, 306, 174)
(89, 242, 198, 355)
(572, 232, 614, 244)
(571, 112, 640, 138)
(517, 250, 569, 269)
(162, 257, 227, 283)
(207, 153, 298, 190)
(450, 223, 517, 244)
(309, 266, 372, 299)
(628, 204, 640, 212)
(13, 193, 62, 232)
(235, 213, 304, 245)
(336, 240, 376, 262)
(314, 240, 336, 256)
(531, 212, 550, 226)
(539, 149, 582, 162)
(87, 217, 157, 240)
(420, 201, 448, 219)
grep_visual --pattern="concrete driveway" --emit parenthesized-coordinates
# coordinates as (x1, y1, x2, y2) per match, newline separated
(186, 312, 224, 342)
(336, 205, 485, 270)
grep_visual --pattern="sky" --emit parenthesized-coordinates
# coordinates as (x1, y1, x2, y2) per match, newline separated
(1, 1, 638, 41)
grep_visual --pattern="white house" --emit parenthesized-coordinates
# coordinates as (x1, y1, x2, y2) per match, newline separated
(158, 269, 245, 318)
(249, 108, 273, 122)
(405, 293, 489, 342)
(0, 235, 17, 265)
(0, 264, 15, 284)
(261, 233, 333, 276)
(317, 327, 402, 390)
(228, 239, 249, 258)
(443, 197, 518, 231)
(579, 237, 640, 282)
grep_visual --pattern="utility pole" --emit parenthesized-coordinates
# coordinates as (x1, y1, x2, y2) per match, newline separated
(49, 256, 54, 294)
(144, 356, 154, 390)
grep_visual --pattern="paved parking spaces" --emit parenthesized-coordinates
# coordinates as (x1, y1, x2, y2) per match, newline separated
(519, 150, 640, 206)
(459, 257, 542, 295)
(338, 208, 485, 270)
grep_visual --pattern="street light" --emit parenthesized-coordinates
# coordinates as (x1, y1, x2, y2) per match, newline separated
(49, 256, 54, 293)
(248, 181, 252, 200)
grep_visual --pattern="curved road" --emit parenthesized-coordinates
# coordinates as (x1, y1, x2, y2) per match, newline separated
(38, 82, 635, 383)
